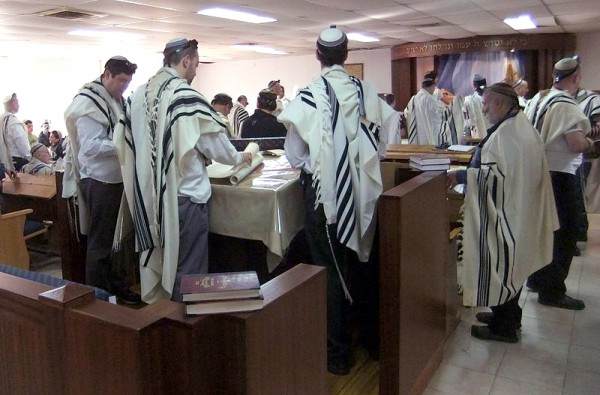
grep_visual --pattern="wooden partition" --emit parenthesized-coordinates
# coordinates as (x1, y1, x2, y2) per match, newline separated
(1, 172, 87, 283)
(378, 170, 449, 395)
(0, 263, 326, 395)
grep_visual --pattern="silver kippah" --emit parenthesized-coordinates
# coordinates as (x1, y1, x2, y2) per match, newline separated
(511, 78, 524, 88)
(163, 38, 190, 56)
(317, 25, 347, 47)
(30, 143, 45, 156)
(554, 57, 578, 71)
(554, 57, 579, 82)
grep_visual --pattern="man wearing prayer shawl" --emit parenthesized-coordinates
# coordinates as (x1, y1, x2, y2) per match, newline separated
(512, 78, 529, 109)
(525, 57, 593, 310)
(577, 85, 600, 213)
(63, 56, 141, 304)
(573, 81, 600, 239)
(404, 77, 448, 145)
(114, 38, 251, 304)
(1, 93, 31, 171)
(278, 26, 399, 375)
(448, 83, 557, 343)
(463, 74, 490, 139)
(228, 95, 249, 139)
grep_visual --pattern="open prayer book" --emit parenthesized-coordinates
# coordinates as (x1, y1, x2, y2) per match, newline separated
(207, 142, 263, 185)
(447, 144, 476, 152)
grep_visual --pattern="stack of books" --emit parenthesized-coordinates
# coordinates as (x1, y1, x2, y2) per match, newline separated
(409, 154, 451, 171)
(181, 271, 264, 315)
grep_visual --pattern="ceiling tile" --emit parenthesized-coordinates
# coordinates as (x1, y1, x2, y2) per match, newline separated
(354, 6, 426, 22)
(411, 0, 481, 16)
(489, 6, 553, 19)
(549, 1, 600, 15)
(440, 12, 499, 25)
(307, 0, 399, 11)
(78, 0, 187, 19)
(562, 21, 600, 33)
(474, 0, 544, 11)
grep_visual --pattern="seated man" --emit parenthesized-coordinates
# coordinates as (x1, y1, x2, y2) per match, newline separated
(241, 89, 287, 138)
(21, 143, 54, 175)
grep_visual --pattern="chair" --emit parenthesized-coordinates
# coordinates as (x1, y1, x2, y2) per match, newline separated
(0, 208, 48, 270)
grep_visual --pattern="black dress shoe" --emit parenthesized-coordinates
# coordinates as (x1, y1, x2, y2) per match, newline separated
(538, 294, 585, 310)
(475, 312, 521, 329)
(471, 325, 518, 343)
(113, 287, 142, 305)
(526, 279, 540, 293)
(327, 362, 350, 376)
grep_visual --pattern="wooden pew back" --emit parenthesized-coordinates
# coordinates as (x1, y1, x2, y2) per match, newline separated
(0, 263, 327, 395)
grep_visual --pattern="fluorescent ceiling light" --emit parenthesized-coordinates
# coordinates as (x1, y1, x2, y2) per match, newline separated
(504, 15, 536, 30)
(198, 8, 276, 24)
(231, 44, 287, 55)
(347, 32, 380, 43)
(68, 29, 146, 40)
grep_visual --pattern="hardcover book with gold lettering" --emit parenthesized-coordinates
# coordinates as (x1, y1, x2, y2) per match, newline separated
(181, 271, 261, 303)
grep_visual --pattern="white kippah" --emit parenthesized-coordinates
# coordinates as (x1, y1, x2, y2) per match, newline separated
(318, 25, 346, 47)
(165, 38, 187, 49)
(554, 58, 578, 71)
(3, 93, 16, 104)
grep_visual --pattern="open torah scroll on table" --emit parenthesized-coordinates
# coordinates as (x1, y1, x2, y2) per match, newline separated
(207, 150, 304, 272)
(207, 142, 264, 185)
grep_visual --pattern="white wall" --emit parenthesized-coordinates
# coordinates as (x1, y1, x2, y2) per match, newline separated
(576, 32, 600, 91)
(0, 52, 162, 134)
(0, 48, 391, 133)
(193, 48, 392, 112)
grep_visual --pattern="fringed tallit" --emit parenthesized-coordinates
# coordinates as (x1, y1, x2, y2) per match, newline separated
(114, 67, 225, 303)
(461, 112, 558, 307)
(63, 77, 124, 235)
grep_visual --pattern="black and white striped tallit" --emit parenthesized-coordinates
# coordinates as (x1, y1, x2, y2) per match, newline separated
(63, 77, 125, 235)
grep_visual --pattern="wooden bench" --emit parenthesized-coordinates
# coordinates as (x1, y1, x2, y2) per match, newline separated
(1, 172, 87, 282)
(0, 263, 326, 395)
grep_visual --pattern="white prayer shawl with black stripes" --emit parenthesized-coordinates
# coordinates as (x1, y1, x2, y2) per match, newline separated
(525, 88, 591, 146)
(463, 92, 489, 140)
(114, 67, 222, 303)
(404, 89, 446, 145)
(447, 95, 465, 145)
(278, 65, 394, 262)
(575, 88, 600, 122)
(0, 112, 20, 171)
(228, 102, 249, 139)
(461, 112, 558, 307)
(575, 89, 600, 212)
(63, 77, 124, 234)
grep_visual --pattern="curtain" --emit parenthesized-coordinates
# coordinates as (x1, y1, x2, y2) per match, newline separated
(438, 51, 526, 96)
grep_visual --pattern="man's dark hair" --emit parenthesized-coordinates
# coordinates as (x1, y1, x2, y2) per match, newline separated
(237, 95, 247, 102)
(384, 94, 395, 106)
(257, 89, 277, 111)
(211, 93, 233, 106)
(51, 130, 61, 140)
(105, 57, 137, 76)
(316, 44, 348, 67)
(24, 120, 32, 126)
(163, 39, 198, 67)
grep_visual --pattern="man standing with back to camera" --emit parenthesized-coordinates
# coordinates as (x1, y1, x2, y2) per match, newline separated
(64, 56, 141, 304)
(279, 26, 398, 375)
(525, 57, 593, 310)
(115, 38, 251, 303)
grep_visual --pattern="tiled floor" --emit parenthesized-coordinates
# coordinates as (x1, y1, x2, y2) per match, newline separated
(425, 215, 600, 395)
